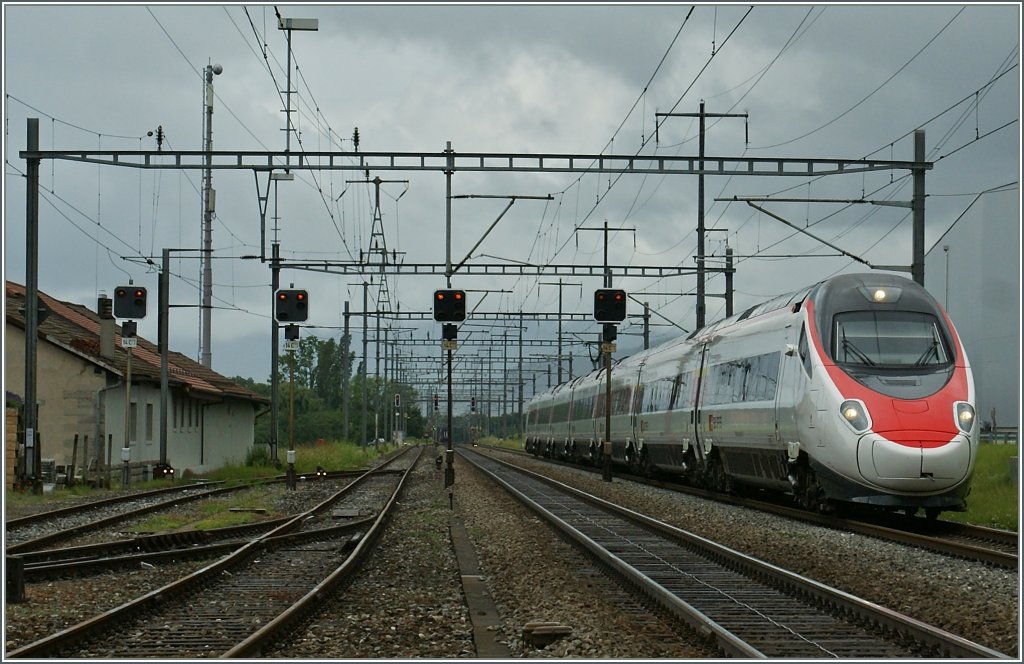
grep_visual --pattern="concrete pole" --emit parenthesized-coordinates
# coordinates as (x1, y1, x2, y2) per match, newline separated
(160, 249, 170, 466)
(24, 118, 41, 492)
(697, 100, 706, 329)
(912, 130, 926, 286)
(362, 282, 369, 446)
(342, 300, 350, 440)
(270, 243, 281, 462)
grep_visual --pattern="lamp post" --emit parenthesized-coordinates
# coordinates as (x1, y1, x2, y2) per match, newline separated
(200, 62, 222, 369)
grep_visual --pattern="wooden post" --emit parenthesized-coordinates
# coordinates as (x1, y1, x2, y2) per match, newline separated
(106, 433, 113, 488)
(68, 434, 79, 487)
(6, 556, 25, 603)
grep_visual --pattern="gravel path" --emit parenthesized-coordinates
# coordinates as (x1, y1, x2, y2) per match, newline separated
(5, 446, 1018, 658)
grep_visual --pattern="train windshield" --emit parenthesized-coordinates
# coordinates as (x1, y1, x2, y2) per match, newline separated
(832, 311, 951, 367)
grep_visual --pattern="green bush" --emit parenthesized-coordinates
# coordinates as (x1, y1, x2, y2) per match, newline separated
(245, 443, 274, 467)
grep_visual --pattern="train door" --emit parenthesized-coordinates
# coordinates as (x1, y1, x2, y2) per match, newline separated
(691, 342, 711, 466)
(629, 362, 646, 455)
(793, 322, 825, 448)
(776, 324, 807, 454)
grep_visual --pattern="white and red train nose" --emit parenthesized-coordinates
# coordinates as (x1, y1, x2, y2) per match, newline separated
(856, 432, 973, 492)
(852, 396, 976, 493)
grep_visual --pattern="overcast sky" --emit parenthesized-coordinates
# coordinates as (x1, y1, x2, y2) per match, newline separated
(3, 3, 1021, 390)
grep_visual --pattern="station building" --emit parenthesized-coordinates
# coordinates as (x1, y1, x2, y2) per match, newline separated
(5, 281, 268, 487)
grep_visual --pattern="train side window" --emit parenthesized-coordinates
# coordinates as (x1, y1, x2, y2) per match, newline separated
(798, 326, 812, 377)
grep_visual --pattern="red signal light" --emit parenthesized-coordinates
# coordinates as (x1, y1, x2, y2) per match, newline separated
(114, 285, 147, 319)
(594, 288, 626, 322)
(433, 289, 466, 322)
(275, 289, 308, 321)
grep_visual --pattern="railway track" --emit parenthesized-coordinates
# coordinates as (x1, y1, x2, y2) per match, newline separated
(5, 470, 372, 556)
(486, 446, 1018, 569)
(5, 481, 237, 552)
(6, 447, 422, 659)
(13, 516, 297, 580)
(460, 447, 1009, 659)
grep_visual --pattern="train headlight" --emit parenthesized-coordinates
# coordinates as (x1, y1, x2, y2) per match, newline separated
(839, 399, 871, 433)
(857, 286, 903, 304)
(955, 402, 975, 434)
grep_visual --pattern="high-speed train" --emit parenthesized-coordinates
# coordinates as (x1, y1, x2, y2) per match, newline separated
(524, 273, 978, 517)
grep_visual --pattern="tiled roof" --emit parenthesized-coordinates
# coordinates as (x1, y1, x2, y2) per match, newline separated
(5, 281, 267, 405)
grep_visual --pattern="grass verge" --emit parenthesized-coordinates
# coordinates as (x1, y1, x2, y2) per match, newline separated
(944, 442, 1018, 531)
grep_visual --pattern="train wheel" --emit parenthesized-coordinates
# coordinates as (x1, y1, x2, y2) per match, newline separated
(794, 465, 828, 512)
(640, 450, 656, 478)
(925, 507, 942, 520)
(706, 455, 732, 493)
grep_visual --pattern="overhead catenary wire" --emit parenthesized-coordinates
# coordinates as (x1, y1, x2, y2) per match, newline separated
(7, 161, 268, 319)
(750, 6, 966, 150)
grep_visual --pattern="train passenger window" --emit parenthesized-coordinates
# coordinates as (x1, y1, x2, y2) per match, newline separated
(798, 327, 812, 377)
(832, 311, 951, 367)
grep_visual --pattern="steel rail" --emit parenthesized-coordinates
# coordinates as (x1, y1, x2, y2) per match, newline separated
(223, 448, 421, 657)
(494, 445, 1018, 569)
(4, 480, 225, 529)
(5, 482, 260, 554)
(461, 449, 763, 657)
(462, 448, 1008, 659)
(6, 447, 420, 659)
(18, 516, 381, 581)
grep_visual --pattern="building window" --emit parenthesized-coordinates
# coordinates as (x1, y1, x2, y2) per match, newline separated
(130, 402, 138, 443)
(146, 403, 154, 441)
(173, 396, 179, 431)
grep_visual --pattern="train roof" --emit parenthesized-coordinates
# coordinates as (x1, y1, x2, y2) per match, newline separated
(526, 272, 921, 404)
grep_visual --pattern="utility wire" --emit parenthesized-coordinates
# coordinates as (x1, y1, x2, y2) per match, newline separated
(751, 6, 965, 149)
(7, 161, 268, 318)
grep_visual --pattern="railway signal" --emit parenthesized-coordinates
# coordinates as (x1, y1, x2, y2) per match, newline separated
(433, 289, 466, 322)
(434, 394, 439, 412)
(276, 289, 308, 322)
(114, 286, 147, 319)
(593, 288, 626, 322)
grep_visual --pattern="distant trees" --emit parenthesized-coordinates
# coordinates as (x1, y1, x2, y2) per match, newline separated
(235, 330, 426, 446)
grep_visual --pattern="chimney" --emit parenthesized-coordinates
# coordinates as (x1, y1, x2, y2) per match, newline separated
(98, 294, 115, 359)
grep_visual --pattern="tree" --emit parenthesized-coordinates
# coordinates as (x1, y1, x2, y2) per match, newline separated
(251, 332, 423, 446)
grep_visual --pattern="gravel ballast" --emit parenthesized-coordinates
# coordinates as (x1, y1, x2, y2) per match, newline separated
(4, 447, 1018, 658)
